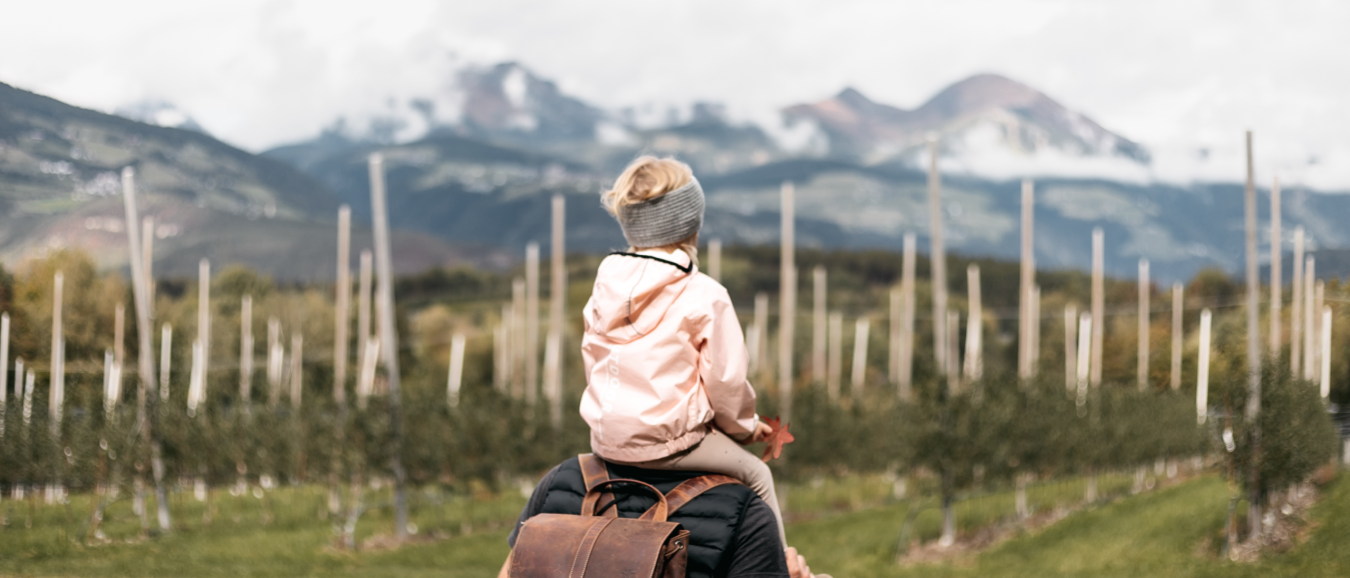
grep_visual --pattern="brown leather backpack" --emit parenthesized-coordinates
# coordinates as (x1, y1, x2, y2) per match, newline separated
(509, 454, 743, 578)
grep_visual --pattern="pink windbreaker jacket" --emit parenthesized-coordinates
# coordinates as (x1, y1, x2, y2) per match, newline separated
(580, 249, 758, 463)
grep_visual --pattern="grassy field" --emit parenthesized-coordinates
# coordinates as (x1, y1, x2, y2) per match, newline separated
(2, 472, 1347, 577)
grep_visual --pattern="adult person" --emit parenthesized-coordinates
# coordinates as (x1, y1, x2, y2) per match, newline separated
(499, 456, 829, 578)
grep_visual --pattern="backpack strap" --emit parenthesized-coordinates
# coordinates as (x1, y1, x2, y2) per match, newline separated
(578, 454, 618, 518)
(566, 516, 615, 578)
(642, 474, 744, 519)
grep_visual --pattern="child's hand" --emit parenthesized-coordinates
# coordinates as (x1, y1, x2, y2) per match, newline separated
(749, 421, 774, 444)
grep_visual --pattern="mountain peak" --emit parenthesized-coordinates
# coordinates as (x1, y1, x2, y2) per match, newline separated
(917, 73, 1045, 119)
(834, 87, 874, 107)
(783, 72, 1147, 167)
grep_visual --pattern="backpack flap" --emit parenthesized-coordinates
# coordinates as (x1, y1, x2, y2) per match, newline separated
(510, 515, 687, 578)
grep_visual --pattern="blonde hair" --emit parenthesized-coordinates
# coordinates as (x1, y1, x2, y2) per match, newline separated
(603, 156, 700, 264)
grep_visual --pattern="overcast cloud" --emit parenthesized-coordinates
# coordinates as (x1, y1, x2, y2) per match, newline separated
(2, 0, 1348, 188)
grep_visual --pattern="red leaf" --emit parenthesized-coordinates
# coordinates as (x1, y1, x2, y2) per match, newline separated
(760, 416, 795, 463)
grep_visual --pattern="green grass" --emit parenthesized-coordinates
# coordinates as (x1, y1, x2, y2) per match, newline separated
(1, 484, 526, 577)
(3, 473, 1348, 577)
(790, 473, 1350, 578)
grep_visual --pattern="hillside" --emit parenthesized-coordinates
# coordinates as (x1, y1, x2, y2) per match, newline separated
(0, 81, 496, 280)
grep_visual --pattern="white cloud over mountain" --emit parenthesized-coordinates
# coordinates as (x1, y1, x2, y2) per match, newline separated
(2, 0, 1346, 188)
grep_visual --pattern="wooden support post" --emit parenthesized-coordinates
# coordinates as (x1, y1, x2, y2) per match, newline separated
(526, 242, 540, 408)
(1171, 283, 1183, 391)
(827, 312, 842, 402)
(335, 205, 351, 407)
(1064, 304, 1077, 394)
(1091, 228, 1104, 387)
(448, 333, 465, 409)
(964, 265, 982, 382)
(50, 271, 64, 435)
(1242, 130, 1262, 542)
(289, 334, 303, 408)
(1019, 179, 1035, 378)
(1270, 179, 1282, 359)
(1, 312, 7, 435)
(114, 304, 125, 369)
(357, 338, 379, 410)
(1076, 313, 1092, 410)
(1314, 281, 1325, 387)
(1304, 256, 1315, 380)
(497, 304, 511, 393)
(544, 332, 561, 430)
(268, 317, 283, 409)
(812, 267, 827, 382)
(1139, 259, 1150, 391)
(240, 296, 254, 408)
(159, 324, 171, 401)
(708, 238, 722, 282)
(780, 181, 796, 424)
(367, 152, 409, 540)
(946, 310, 960, 395)
(1292, 227, 1304, 376)
(889, 287, 901, 387)
(1320, 307, 1331, 399)
(851, 318, 870, 396)
(143, 216, 155, 309)
(188, 340, 204, 413)
(752, 293, 769, 378)
(14, 358, 23, 426)
(357, 250, 373, 383)
(899, 233, 916, 400)
(1030, 286, 1040, 375)
(1197, 309, 1212, 424)
(120, 166, 170, 530)
(512, 278, 526, 399)
(199, 259, 210, 387)
(548, 195, 565, 424)
(23, 367, 33, 430)
(928, 140, 947, 375)
(103, 350, 116, 418)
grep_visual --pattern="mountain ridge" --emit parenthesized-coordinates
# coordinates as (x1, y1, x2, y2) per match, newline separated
(0, 80, 497, 280)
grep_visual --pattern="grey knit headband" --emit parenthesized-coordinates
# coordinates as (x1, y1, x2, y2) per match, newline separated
(615, 178, 705, 248)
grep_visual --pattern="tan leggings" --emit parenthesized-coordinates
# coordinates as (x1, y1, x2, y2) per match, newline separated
(609, 428, 785, 546)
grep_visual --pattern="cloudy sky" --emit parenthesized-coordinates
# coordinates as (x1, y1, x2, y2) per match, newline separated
(3, 0, 1348, 188)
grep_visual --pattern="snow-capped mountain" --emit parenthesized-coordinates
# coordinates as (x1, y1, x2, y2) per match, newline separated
(274, 64, 1155, 182)
(454, 62, 606, 145)
(782, 74, 1151, 178)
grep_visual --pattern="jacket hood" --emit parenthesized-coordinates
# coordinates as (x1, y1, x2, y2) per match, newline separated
(587, 250, 697, 344)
